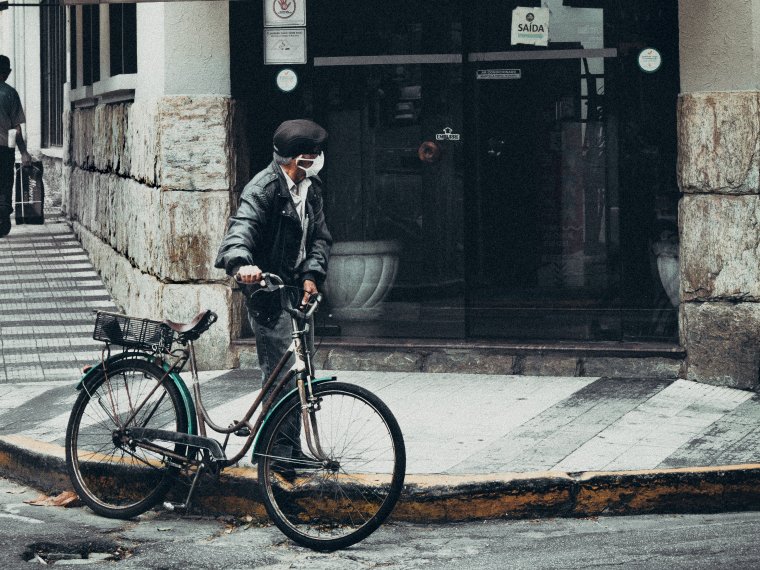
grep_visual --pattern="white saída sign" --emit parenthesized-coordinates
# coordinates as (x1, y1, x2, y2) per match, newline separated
(511, 7, 550, 47)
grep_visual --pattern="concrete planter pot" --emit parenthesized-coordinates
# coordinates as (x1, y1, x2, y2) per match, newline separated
(324, 240, 402, 320)
(653, 239, 679, 307)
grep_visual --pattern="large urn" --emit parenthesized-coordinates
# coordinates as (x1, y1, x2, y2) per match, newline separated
(652, 238, 679, 307)
(324, 240, 401, 320)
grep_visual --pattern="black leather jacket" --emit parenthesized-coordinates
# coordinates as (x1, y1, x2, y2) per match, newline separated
(215, 161, 332, 323)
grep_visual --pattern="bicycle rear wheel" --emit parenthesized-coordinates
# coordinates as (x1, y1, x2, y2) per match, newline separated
(257, 381, 406, 551)
(65, 358, 188, 519)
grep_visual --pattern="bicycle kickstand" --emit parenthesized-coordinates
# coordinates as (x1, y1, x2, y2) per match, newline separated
(163, 461, 207, 513)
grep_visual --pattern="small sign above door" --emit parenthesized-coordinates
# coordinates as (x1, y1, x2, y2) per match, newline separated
(638, 48, 662, 73)
(436, 127, 461, 141)
(276, 68, 299, 92)
(477, 69, 522, 80)
(265, 28, 307, 65)
(264, 0, 306, 27)
(511, 7, 550, 47)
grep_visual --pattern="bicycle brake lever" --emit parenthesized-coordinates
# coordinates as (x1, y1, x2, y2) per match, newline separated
(303, 293, 323, 319)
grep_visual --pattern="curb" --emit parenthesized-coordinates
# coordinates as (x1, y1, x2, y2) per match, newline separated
(3, 434, 760, 522)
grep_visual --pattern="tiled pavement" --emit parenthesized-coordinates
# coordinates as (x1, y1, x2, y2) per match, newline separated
(0, 209, 119, 384)
(3, 370, 760, 475)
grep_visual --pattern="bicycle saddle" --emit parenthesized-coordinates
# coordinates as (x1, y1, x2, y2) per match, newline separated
(163, 310, 218, 340)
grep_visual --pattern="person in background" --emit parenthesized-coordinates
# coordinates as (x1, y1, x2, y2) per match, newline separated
(0, 55, 32, 238)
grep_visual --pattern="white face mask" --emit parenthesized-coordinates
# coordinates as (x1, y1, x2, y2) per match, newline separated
(296, 152, 324, 178)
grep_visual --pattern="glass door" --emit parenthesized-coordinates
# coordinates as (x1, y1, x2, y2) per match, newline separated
(310, 1, 466, 338)
(468, 1, 619, 340)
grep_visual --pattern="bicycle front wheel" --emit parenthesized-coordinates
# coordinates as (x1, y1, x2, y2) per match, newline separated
(257, 381, 406, 551)
(65, 358, 189, 519)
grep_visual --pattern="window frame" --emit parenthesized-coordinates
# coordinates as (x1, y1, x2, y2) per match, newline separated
(70, 3, 137, 105)
(41, 0, 66, 147)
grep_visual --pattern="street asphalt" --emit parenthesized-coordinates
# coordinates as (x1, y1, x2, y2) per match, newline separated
(2, 212, 760, 521)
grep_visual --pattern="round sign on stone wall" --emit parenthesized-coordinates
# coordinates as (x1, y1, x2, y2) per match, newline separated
(638, 48, 662, 73)
(276, 68, 298, 92)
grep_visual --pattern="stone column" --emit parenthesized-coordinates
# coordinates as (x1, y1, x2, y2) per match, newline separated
(678, 0, 760, 388)
(65, 2, 246, 369)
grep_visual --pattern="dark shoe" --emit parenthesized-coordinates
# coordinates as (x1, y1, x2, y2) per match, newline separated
(269, 451, 320, 482)
(269, 460, 297, 482)
(290, 450, 321, 469)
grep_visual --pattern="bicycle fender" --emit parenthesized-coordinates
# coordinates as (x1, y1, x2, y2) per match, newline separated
(160, 362, 197, 437)
(75, 352, 197, 436)
(251, 376, 336, 458)
(76, 351, 155, 391)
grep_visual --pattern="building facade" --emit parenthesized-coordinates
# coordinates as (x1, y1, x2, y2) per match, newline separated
(7, 0, 758, 386)
(0, 0, 65, 206)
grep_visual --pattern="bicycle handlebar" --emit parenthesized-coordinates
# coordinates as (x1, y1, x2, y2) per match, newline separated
(233, 272, 322, 321)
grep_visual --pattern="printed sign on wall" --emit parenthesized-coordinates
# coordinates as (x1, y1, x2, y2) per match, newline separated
(264, 0, 306, 27)
(511, 7, 550, 47)
(477, 69, 522, 80)
(276, 68, 299, 92)
(638, 48, 662, 73)
(265, 28, 307, 65)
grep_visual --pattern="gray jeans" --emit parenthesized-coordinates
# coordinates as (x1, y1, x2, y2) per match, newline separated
(250, 308, 315, 390)
(250, 307, 315, 458)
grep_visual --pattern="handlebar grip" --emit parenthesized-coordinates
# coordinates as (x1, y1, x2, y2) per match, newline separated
(233, 272, 264, 285)
(304, 293, 323, 319)
(233, 272, 284, 291)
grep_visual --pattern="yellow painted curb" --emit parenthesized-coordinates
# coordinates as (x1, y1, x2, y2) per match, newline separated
(3, 434, 760, 522)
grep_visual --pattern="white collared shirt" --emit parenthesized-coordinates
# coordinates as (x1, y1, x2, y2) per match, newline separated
(280, 166, 312, 266)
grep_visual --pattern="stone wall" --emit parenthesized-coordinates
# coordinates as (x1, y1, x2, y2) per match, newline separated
(678, 91, 760, 389)
(40, 155, 62, 209)
(64, 96, 246, 369)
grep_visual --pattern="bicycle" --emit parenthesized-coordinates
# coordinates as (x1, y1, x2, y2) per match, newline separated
(64, 273, 406, 551)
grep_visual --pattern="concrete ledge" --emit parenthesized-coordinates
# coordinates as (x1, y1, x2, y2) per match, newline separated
(3, 435, 759, 523)
(232, 339, 686, 379)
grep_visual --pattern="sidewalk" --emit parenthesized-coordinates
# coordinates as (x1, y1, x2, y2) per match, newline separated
(2, 214, 760, 521)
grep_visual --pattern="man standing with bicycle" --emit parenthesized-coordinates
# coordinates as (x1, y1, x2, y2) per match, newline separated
(215, 118, 332, 393)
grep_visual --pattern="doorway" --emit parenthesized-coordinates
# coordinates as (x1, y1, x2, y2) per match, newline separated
(465, 0, 679, 341)
(230, 0, 680, 343)
(469, 54, 617, 339)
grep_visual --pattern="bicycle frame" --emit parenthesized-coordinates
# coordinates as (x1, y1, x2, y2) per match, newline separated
(81, 308, 334, 472)
(184, 309, 332, 468)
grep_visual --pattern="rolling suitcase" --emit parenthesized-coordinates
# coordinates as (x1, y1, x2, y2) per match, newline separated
(13, 161, 44, 224)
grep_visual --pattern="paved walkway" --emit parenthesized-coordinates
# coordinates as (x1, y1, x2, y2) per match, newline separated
(0, 211, 118, 383)
(3, 370, 760, 474)
(3, 213, 760, 520)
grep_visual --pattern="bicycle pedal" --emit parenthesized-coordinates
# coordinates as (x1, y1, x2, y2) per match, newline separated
(162, 501, 186, 512)
(234, 427, 251, 437)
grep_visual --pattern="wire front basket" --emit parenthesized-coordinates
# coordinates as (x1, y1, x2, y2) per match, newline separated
(93, 311, 174, 352)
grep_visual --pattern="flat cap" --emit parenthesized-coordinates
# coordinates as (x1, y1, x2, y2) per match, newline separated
(273, 119, 328, 157)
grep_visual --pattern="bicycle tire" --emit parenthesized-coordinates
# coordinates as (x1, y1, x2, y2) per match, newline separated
(257, 381, 406, 551)
(65, 358, 189, 519)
